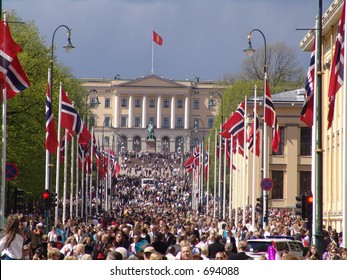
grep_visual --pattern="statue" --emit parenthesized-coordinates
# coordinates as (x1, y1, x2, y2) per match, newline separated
(146, 122, 155, 140)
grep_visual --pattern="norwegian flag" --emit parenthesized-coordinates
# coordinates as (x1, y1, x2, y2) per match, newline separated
(0, 16, 22, 86)
(184, 146, 200, 172)
(221, 101, 245, 146)
(5, 55, 30, 99)
(272, 117, 280, 153)
(247, 113, 260, 157)
(101, 149, 109, 177)
(300, 40, 315, 127)
(78, 142, 91, 174)
(192, 146, 200, 169)
(109, 150, 120, 178)
(184, 154, 194, 168)
(204, 150, 209, 181)
(45, 71, 58, 154)
(93, 133, 102, 174)
(327, 1, 345, 129)
(265, 79, 280, 153)
(61, 87, 91, 144)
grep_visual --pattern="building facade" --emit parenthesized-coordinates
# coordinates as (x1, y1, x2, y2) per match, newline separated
(300, 0, 345, 232)
(82, 75, 220, 155)
(244, 89, 312, 212)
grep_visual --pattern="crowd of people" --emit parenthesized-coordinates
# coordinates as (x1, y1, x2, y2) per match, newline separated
(1, 152, 346, 261)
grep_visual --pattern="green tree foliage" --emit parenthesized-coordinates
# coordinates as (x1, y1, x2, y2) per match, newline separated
(2, 11, 86, 198)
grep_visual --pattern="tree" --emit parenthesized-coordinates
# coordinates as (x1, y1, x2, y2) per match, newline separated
(3, 11, 86, 199)
(241, 42, 305, 88)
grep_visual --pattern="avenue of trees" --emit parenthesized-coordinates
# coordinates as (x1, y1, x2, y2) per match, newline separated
(2, 11, 307, 205)
(2, 11, 87, 200)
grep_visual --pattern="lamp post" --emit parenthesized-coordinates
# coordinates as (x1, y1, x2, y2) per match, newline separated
(244, 28, 268, 228)
(209, 90, 224, 219)
(101, 118, 113, 212)
(46, 24, 74, 230)
(194, 118, 205, 214)
(85, 90, 99, 218)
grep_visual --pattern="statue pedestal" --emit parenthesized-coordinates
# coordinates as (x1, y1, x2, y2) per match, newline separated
(145, 139, 156, 152)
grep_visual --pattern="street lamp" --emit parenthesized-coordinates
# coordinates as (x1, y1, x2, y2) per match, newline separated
(194, 118, 205, 214)
(84, 90, 99, 218)
(46, 24, 74, 229)
(101, 118, 113, 212)
(244, 28, 268, 228)
(209, 90, 224, 125)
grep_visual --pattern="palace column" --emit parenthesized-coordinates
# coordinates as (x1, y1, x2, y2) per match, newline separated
(170, 95, 176, 129)
(128, 95, 133, 128)
(184, 95, 190, 129)
(114, 94, 119, 128)
(157, 95, 162, 129)
(142, 95, 147, 128)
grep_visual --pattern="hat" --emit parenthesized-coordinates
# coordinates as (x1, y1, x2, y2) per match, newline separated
(115, 247, 128, 260)
(135, 239, 149, 252)
(192, 247, 201, 255)
(144, 246, 156, 253)
(37, 223, 43, 227)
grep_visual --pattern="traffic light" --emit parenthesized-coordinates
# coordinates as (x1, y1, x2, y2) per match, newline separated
(50, 192, 57, 208)
(303, 194, 313, 220)
(42, 190, 51, 210)
(14, 188, 25, 211)
(295, 195, 305, 218)
(256, 196, 263, 213)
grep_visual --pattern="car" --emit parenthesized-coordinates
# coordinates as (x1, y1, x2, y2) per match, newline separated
(245, 237, 304, 260)
(141, 178, 156, 188)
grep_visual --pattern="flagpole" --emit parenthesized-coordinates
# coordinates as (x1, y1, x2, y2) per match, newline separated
(0, 8, 5, 231)
(242, 96, 247, 226)
(234, 141, 239, 225)
(310, 18, 318, 245)
(81, 146, 85, 218)
(229, 136, 233, 219)
(314, 0, 324, 254)
(218, 125, 222, 218)
(70, 136, 74, 219)
(252, 86, 257, 228)
(90, 127, 94, 217)
(96, 156, 99, 215)
(223, 138, 227, 219)
(1, 87, 7, 232)
(106, 150, 110, 212)
(86, 155, 89, 221)
(45, 69, 51, 194)
(206, 137, 210, 215)
(213, 129, 217, 217)
(342, 0, 347, 249)
(62, 130, 68, 224)
(75, 137, 79, 218)
(151, 38, 154, 74)
(55, 82, 63, 226)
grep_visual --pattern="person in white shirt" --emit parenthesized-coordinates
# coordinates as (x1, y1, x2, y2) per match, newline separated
(0, 214, 24, 260)
(60, 237, 77, 258)
(47, 226, 58, 242)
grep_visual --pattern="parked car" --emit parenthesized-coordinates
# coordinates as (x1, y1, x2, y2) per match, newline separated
(245, 237, 304, 260)
(141, 178, 156, 188)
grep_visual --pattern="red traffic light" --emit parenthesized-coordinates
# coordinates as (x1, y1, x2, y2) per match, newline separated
(42, 190, 50, 200)
(307, 195, 313, 204)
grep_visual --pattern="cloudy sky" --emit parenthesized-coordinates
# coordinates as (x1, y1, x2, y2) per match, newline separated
(6, 0, 331, 81)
